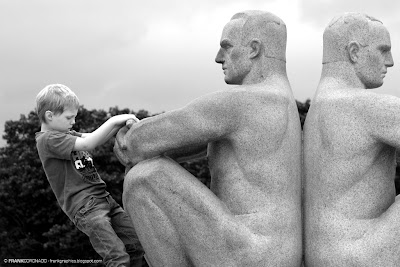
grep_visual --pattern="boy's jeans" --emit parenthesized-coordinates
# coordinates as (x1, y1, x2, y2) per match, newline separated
(74, 195, 144, 267)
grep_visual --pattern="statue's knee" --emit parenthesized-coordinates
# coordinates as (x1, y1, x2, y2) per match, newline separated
(123, 157, 176, 210)
(124, 156, 173, 192)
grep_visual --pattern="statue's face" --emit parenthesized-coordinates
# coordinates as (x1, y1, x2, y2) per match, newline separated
(215, 20, 251, 85)
(355, 24, 394, 89)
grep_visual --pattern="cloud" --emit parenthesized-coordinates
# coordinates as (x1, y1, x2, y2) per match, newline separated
(9, 0, 397, 147)
(299, 0, 400, 27)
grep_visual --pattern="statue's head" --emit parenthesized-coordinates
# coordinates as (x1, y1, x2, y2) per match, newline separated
(215, 10, 287, 85)
(323, 12, 394, 88)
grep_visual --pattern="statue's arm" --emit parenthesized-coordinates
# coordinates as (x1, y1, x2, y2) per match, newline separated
(114, 91, 238, 166)
(164, 145, 208, 163)
(361, 93, 400, 148)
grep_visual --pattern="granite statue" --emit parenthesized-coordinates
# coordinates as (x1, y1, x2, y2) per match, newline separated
(115, 10, 302, 267)
(303, 13, 399, 267)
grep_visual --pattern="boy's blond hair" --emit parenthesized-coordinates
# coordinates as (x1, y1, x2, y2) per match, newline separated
(36, 84, 80, 123)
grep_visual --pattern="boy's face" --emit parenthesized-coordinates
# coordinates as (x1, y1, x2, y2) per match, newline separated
(48, 107, 78, 132)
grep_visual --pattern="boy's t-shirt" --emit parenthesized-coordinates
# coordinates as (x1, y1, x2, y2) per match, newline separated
(35, 130, 109, 221)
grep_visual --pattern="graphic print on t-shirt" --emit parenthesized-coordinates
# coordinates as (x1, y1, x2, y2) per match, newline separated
(71, 151, 100, 182)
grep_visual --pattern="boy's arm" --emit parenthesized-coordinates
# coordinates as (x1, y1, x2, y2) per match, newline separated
(74, 114, 138, 151)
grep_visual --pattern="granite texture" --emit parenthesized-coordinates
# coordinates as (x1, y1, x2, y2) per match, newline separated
(304, 13, 399, 267)
(114, 11, 302, 267)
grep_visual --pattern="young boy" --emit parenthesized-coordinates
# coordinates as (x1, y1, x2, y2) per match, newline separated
(35, 84, 144, 267)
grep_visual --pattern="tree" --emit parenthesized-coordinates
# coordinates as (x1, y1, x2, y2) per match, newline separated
(0, 106, 156, 266)
(0, 106, 208, 266)
(0, 109, 99, 264)
(297, 99, 310, 129)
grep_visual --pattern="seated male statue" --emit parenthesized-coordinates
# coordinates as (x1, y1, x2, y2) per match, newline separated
(115, 10, 302, 267)
(304, 12, 399, 267)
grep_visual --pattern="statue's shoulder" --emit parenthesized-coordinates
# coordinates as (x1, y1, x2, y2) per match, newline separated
(236, 83, 291, 103)
(317, 87, 374, 104)
(348, 89, 399, 110)
(318, 88, 400, 121)
(210, 83, 292, 116)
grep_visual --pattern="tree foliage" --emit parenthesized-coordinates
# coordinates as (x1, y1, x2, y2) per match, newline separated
(296, 99, 310, 129)
(0, 106, 150, 266)
(0, 100, 398, 266)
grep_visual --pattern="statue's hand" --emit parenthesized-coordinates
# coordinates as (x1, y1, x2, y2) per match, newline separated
(114, 117, 144, 174)
(114, 125, 133, 171)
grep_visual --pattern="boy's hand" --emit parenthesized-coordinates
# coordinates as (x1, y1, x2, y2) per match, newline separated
(125, 118, 137, 129)
(112, 114, 139, 127)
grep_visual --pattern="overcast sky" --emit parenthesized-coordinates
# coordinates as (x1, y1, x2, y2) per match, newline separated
(1, 0, 400, 147)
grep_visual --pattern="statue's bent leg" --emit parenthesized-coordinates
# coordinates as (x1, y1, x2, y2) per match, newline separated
(358, 196, 400, 266)
(122, 156, 269, 267)
(333, 198, 400, 267)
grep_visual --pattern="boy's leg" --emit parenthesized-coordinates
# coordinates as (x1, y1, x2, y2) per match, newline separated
(107, 195, 145, 267)
(73, 196, 131, 267)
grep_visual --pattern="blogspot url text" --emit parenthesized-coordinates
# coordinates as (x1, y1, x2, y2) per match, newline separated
(3, 258, 102, 264)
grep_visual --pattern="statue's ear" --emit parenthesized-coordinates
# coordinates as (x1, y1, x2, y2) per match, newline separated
(347, 41, 360, 63)
(249, 38, 261, 59)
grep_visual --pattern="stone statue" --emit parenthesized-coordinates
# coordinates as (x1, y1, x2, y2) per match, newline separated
(304, 13, 399, 267)
(114, 10, 302, 267)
